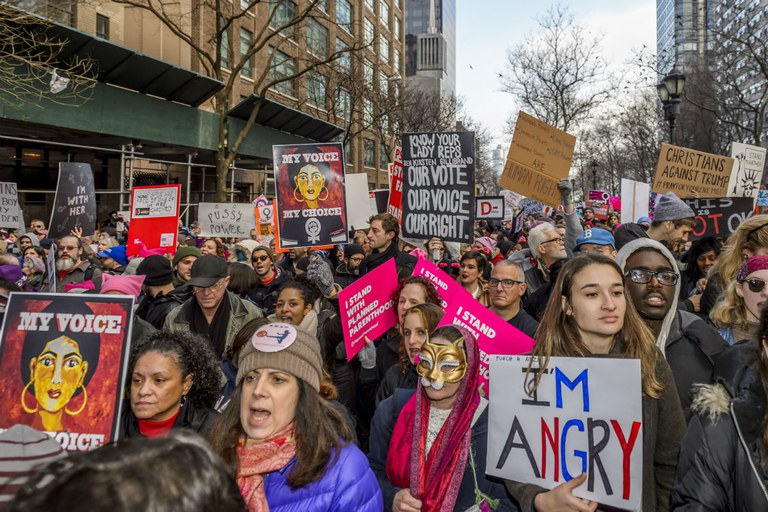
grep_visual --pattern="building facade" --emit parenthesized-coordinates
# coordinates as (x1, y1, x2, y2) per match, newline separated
(656, 0, 711, 75)
(404, 0, 455, 97)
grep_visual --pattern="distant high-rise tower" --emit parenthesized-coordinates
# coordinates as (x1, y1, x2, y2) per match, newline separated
(656, 0, 711, 74)
(405, 0, 456, 96)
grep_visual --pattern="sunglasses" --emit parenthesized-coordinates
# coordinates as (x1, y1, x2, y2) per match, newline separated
(743, 278, 768, 293)
(252, 255, 270, 262)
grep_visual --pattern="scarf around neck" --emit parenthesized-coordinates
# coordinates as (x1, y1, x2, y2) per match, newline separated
(360, 239, 399, 275)
(385, 326, 481, 511)
(237, 422, 297, 512)
(187, 292, 232, 358)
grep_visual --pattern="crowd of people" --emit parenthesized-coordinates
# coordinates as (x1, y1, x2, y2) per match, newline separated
(1, 178, 768, 511)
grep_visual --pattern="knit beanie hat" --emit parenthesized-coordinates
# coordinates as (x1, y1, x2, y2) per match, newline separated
(236, 323, 323, 392)
(737, 255, 768, 282)
(136, 255, 174, 286)
(123, 257, 144, 276)
(253, 245, 275, 262)
(25, 257, 46, 274)
(0, 425, 66, 507)
(100, 273, 146, 300)
(653, 192, 695, 222)
(172, 246, 201, 267)
(344, 243, 365, 259)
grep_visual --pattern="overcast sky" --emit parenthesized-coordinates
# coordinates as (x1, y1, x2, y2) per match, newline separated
(455, 0, 656, 147)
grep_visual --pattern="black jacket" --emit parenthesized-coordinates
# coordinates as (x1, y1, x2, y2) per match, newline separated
(671, 363, 768, 511)
(335, 263, 359, 289)
(120, 397, 219, 438)
(665, 311, 729, 420)
(359, 242, 417, 281)
(135, 284, 192, 330)
(376, 364, 418, 405)
(245, 270, 290, 316)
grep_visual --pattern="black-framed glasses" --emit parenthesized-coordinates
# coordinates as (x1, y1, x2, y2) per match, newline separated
(746, 221, 768, 241)
(540, 237, 565, 246)
(625, 269, 679, 286)
(488, 277, 524, 289)
(743, 278, 768, 293)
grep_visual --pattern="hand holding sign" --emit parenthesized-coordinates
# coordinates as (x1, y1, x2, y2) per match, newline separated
(534, 473, 598, 512)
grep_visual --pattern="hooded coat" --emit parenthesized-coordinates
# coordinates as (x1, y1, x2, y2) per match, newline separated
(616, 239, 728, 419)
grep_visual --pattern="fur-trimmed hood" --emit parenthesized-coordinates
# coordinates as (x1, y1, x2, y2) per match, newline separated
(690, 382, 731, 422)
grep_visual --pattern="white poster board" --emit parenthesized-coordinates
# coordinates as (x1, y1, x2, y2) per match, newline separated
(476, 196, 505, 220)
(729, 142, 767, 200)
(344, 173, 373, 232)
(620, 179, 650, 225)
(0, 182, 22, 231)
(197, 203, 256, 238)
(487, 355, 643, 511)
(501, 190, 524, 220)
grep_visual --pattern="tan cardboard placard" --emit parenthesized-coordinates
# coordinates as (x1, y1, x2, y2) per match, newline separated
(499, 112, 576, 207)
(652, 143, 733, 198)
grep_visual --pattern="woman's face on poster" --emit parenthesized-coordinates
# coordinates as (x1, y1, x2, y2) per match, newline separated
(294, 165, 326, 203)
(30, 336, 88, 413)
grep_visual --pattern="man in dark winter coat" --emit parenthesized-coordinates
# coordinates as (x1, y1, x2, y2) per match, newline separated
(135, 255, 192, 329)
(359, 213, 416, 280)
(245, 245, 289, 316)
(617, 239, 728, 419)
(335, 243, 365, 289)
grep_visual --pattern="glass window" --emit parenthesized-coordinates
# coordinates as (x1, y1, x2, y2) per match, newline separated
(307, 72, 327, 108)
(364, 59, 374, 86)
(316, 0, 328, 12)
(96, 14, 109, 39)
(379, 74, 388, 96)
(393, 50, 400, 74)
(240, 0, 250, 9)
(269, 0, 296, 39)
(380, 2, 389, 27)
(219, 17, 230, 69)
(336, 0, 352, 33)
(364, 18, 375, 45)
(394, 16, 401, 41)
(365, 0, 374, 12)
(240, 28, 253, 78)
(306, 18, 328, 57)
(268, 48, 296, 96)
(364, 138, 375, 167)
(380, 144, 389, 168)
(363, 98, 373, 125)
(336, 88, 351, 120)
(335, 38, 350, 72)
(379, 36, 389, 62)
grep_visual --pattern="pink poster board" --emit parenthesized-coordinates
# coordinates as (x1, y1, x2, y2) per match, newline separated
(339, 258, 399, 361)
(411, 257, 467, 307)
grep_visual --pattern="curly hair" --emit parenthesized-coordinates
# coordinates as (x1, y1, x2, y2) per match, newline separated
(202, 238, 226, 258)
(278, 275, 322, 306)
(391, 276, 441, 310)
(129, 330, 222, 410)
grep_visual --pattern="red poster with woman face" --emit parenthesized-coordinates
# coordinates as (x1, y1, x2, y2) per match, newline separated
(0, 293, 133, 451)
(273, 143, 349, 249)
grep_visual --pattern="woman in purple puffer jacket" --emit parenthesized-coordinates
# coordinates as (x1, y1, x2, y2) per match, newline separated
(209, 320, 383, 512)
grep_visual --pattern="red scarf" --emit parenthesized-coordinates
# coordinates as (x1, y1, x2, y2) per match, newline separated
(385, 327, 481, 511)
(138, 409, 180, 438)
(236, 423, 297, 512)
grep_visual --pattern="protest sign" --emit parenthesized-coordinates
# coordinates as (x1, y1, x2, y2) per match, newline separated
(0, 293, 134, 451)
(387, 147, 404, 221)
(501, 190, 523, 220)
(652, 143, 733, 198)
(339, 259, 399, 360)
(412, 258, 535, 395)
(683, 197, 755, 240)
(255, 201, 276, 243)
(487, 355, 643, 510)
(620, 179, 650, 225)
(0, 182, 22, 231)
(401, 132, 475, 243)
(345, 173, 373, 231)
(758, 190, 768, 207)
(370, 189, 389, 215)
(476, 196, 505, 220)
(48, 163, 97, 239)
(273, 143, 348, 248)
(588, 190, 609, 202)
(197, 203, 256, 238)
(584, 201, 608, 222)
(500, 112, 576, 207)
(46, 244, 57, 293)
(729, 142, 767, 199)
(126, 185, 180, 256)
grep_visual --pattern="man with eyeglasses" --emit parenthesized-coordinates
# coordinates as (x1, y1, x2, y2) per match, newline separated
(335, 243, 365, 288)
(164, 255, 262, 359)
(488, 260, 538, 339)
(524, 223, 568, 295)
(245, 245, 289, 316)
(617, 239, 727, 419)
(55, 235, 103, 292)
(29, 219, 47, 241)
(135, 255, 192, 329)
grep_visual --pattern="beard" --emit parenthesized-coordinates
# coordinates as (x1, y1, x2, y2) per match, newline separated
(56, 257, 76, 271)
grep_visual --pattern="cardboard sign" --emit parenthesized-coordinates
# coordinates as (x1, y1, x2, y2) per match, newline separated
(500, 112, 576, 207)
(126, 185, 180, 256)
(401, 132, 475, 243)
(683, 197, 755, 240)
(48, 163, 97, 239)
(620, 179, 650, 225)
(487, 356, 643, 511)
(339, 258, 399, 361)
(273, 143, 349, 248)
(729, 142, 767, 199)
(412, 258, 535, 395)
(0, 293, 134, 451)
(345, 173, 373, 232)
(387, 147, 404, 221)
(758, 190, 768, 207)
(652, 143, 733, 198)
(476, 196, 505, 220)
(197, 203, 256, 238)
(0, 182, 23, 231)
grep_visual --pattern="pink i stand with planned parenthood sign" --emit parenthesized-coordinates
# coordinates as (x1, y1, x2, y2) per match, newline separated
(339, 259, 399, 361)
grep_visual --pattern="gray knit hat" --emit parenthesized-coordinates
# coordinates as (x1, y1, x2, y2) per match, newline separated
(653, 192, 695, 221)
(236, 323, 323, 392)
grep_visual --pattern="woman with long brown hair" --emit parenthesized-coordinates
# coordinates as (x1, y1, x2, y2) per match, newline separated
(505, 253, 685, 512)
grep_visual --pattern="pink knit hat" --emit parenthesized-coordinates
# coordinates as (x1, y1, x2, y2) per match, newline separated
(100, 273, 145, 299)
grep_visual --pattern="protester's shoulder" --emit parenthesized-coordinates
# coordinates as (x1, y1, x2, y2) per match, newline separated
(678, 310, 728, 349)
(714, 340, 758, 397)
(230, 291, 262, 315)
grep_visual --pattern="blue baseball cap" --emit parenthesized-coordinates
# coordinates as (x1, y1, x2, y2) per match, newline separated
(636, 216, 652, 225)
(97, 245, 128, 266)
(574, 228, 615, 251)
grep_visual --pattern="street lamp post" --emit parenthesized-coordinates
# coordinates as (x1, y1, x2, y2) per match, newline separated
(657, 68, 686, 145)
